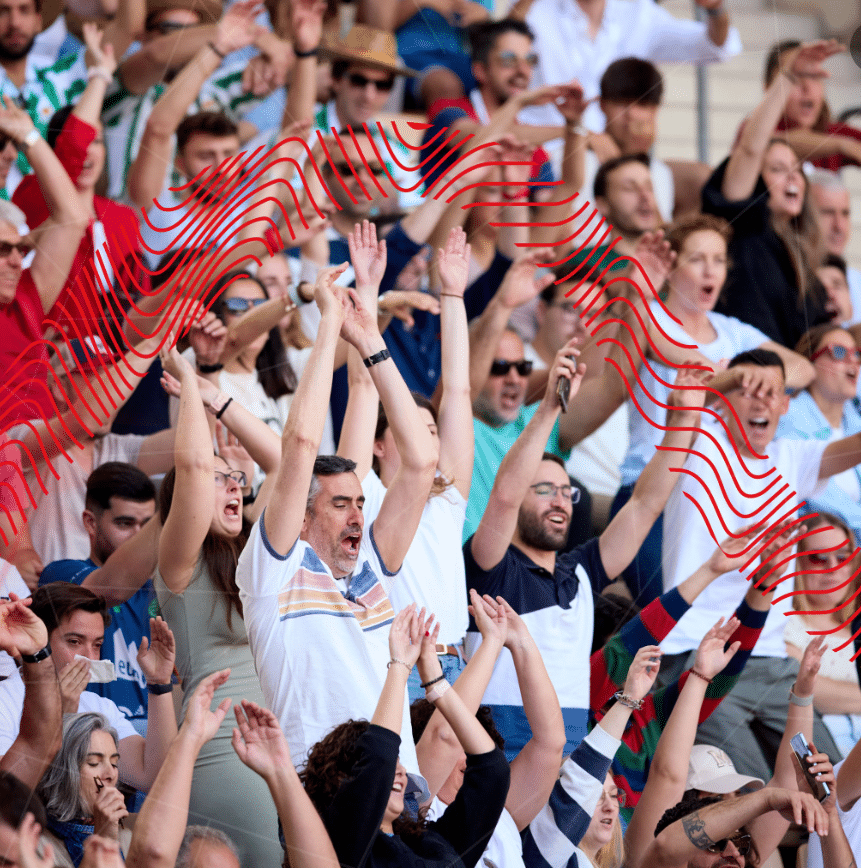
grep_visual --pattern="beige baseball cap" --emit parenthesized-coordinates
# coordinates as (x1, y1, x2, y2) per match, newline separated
(686, 745, 765, 795)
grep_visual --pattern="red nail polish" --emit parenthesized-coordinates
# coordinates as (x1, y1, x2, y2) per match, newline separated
(425, 631, 429, 636)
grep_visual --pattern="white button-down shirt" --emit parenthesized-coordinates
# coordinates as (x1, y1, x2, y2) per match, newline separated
(523, 0, 742, 130)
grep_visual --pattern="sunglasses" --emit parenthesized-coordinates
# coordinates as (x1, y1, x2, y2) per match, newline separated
(222, 297, 268, 314)
(706, 833, 751, 857)
(0, 240, 33, 258)
(529, 482, 581, 504)
(493, 51, 539, 69)
(347, 72, 395, 92)
(214, 470, 247, 488)
(811, 344, 861, 364)
(489, 358, 533, 377)
(799, 550, 854, 568)
(330, 161, 387, 178)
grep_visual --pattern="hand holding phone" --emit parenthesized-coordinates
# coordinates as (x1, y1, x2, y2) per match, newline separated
(790, 732, 830, 803)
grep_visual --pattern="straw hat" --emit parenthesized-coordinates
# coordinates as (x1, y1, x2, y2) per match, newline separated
(324, 25, 418, 77)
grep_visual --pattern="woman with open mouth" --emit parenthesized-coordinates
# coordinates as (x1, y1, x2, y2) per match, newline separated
(702, 39, 843, 348)
(777, 323, 861, 542)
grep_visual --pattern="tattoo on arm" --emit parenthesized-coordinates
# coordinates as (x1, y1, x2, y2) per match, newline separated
(682, 811, 716, 851)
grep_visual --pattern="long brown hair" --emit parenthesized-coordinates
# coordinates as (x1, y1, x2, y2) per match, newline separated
(158, 466, 249, 629)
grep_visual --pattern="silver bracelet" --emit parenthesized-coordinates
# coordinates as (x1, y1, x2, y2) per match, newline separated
(789, 683, 814, 707)
(614, 690, 643, 710)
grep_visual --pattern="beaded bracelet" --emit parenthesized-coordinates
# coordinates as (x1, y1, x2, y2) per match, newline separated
(689, 668, 712, 684)
(388, 658, 411, 673)
(420, 673, 446, 689)
(613, 690, 643, 710)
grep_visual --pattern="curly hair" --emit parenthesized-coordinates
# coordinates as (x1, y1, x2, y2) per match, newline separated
(300, 720, 427, 842)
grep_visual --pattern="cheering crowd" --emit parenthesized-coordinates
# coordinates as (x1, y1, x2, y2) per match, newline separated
(2, 0, 861, 865)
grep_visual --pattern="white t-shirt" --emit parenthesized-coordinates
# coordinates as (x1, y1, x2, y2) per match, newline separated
(807, 760, 861, 868)
(7, 430, 144, 566)
(235, 513, 422, 780)
(620, 306, 769, 486)
(428, 798, 524, 868)
(362, 470, 468, 645)
(661, 424, 826, 657)
(0, 668, 137, 756)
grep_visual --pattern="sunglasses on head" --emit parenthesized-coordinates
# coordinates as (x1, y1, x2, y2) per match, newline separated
(706, 833, 751, 857)
(811, 344, 861, 364)
(490, 358, 533, 377)
(0, 240, 33, 258)
(493, 51, 540, 69)
(150, 20, 195, 34)
(347, 72, 395, 92)
(222, 297, 267, 314)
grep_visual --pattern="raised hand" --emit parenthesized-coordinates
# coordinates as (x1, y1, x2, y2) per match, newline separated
(189, 310, 227, 368)
(543, 336, 586, 410)
(232, 699, 293, 780)
(214, 0, 263, 56)
(291, 0, 327, 54)
(15, 813, 54, 868)
(436, 226, 471, 298)
(378, 290, 440, 329)
(632, 230, 675, 298)
(692, 616, 741, 680)
(183, 668, 232, 745)
(158, 343, 195, 383)
(795, 635, 826, 698)
(782, 40, 844, 82)
(348, 220, 388, 292)
(706, 524, 770, 577)
(467, 588, 507, 649)
(82, 23, 117, 77)
(0, 597, 47, 657)
(498, 251, 553, 310)
(388, 604, 426, 671)
(796, 740, 836, 811)
(0, 94, 36, 145)
(622, 645, 662, 702)
(487, 595, 532, 650)
(416, 612, 444, 686)
(667, 363, 711, 416)
(766, 787, 829, 836)
(313, 262, 349, 322)
(137, 616, 176, 687)
(498, 134, 533, 192)
(394, 248, 430, 294)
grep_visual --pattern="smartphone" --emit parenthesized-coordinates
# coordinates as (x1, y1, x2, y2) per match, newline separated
(790, 732, 830, 802)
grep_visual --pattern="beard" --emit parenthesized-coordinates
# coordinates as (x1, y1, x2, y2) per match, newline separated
(0, 34, 35, 62)
(518, 507, 570, 552)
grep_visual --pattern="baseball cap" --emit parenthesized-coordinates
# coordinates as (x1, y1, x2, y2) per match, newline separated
(686, 745, 765, 795)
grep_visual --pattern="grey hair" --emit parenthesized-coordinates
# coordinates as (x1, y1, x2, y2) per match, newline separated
(176, 826, 240, 867)
(305, 455, 357, 512)
(0, 199, 26, 231)
(37, 713, 119, 822)
(807, 169, 848, 194)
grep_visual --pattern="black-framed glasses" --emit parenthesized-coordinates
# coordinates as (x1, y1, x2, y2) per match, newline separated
(214, 470, 247, 488)
(706, 833, 751, 857)
(489, 358, 533, 377)
(347, 72, 395, 92)
(529, 482, 581, 504)
(149, 20, 196, 35)
(0, 240, 33, 258)
(493, 51, 539, 69)
(811, 344, 861, 364)
(222, 297, 268, 314)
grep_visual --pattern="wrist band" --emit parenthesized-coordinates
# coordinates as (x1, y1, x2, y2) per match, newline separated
(206, 392, 230, 417)
(147, 682, 173, 695)
(426, 680, 451, 704)
(363, 348, 391, 368)
(789, 683, 814, 706)
(566, 123, 587, 136)
(439, 292, 463, 298)
(207, 41, 226, 59)
(17, 128, 39, 153)
(689, 668, 712, 684)
(388, 658, 412, 673)
(197, 361, 224, 373)
(613, 690, 643, 710)
(20, 643, 50, 664)
(420, 673, 446, 689)
(294, 45, 320, 57)
(87, 66, 113, 83)
(215, 396, 233, 420)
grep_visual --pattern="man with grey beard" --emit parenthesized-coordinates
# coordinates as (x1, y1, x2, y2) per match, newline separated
(464, 353, 705, 759)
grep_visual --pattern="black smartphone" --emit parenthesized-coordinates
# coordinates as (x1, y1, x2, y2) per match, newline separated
(790, 732, 830, 802)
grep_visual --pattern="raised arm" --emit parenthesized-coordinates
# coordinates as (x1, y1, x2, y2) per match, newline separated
(0, 600, 61, 789)
(470, 339, 584, 570)
(597, 367, 706, 581)
(722, 41, 843, 203)
(818, 429, 861, 480)
(126, 0, 260, 211)
(435, 227, 474, 500)
(125, 670, 232, 868)
(262, 264, 347, 556)
(76, 25, 117, 131)
(96, 0, 144, 67)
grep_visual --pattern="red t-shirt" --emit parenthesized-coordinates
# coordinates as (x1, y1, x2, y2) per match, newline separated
(0, 270, 54, 427)
(12, 115, 141, 338)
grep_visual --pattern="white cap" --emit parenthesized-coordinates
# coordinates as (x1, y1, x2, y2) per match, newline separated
(686, 745, 765, 795)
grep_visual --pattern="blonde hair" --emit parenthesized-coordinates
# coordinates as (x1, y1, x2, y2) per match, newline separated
(592, 818, 625, 868)
(794, 511, 861, 622)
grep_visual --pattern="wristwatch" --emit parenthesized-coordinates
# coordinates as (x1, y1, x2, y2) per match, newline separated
(21, 643, 51, 664)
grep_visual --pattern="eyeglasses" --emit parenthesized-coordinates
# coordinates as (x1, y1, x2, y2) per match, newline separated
(811, 344, 861, 364)
(0, 240, 33, 258)
(597, 788, 626, 808)
(149, 20, 196, 35)
(706, 833, 751, 857)
(330, 161, 387, 178)
(529, 482, 581, 504)
(214, 470, 247, 488)
(552, 301, 583, 316)
(799, 550, 854, 568)
(347, 72, 395, 92)
(489, 358, 533, 377)
(493, 51, 539, 69)
(222, 297, 268, 314)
